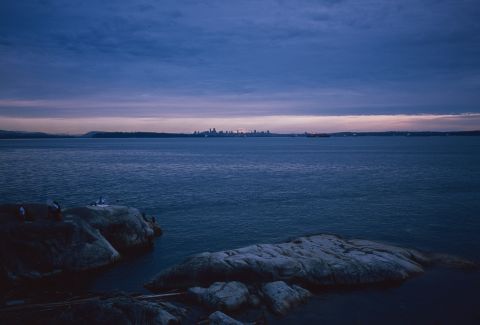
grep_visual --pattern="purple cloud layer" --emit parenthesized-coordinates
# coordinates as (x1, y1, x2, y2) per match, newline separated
(0, 0, 479, 131)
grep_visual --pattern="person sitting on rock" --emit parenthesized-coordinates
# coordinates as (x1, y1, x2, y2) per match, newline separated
(50, 201, 62, 221)
(18, 205, 26, 222)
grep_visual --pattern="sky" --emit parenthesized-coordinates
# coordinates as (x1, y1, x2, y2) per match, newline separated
(0, 0, 479, 133)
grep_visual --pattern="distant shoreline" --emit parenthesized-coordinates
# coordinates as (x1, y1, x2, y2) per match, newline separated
(0, 130, 479, 139)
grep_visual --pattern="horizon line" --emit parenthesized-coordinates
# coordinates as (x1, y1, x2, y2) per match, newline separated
(0, 113, 479, 134)
(1, 129, 479, 138)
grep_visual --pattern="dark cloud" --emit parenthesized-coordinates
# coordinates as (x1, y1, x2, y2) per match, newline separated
(0, 0, 479, 119)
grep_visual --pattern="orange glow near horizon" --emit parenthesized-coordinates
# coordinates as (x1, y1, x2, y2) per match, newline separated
(0, 114, 478, 134)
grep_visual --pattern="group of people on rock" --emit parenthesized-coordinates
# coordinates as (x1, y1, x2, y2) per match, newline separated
(93, 196, 107, 206)
(17, 200, 62, 222)
(17, 196, 108, 222)
(16, 197, 159, 226)
(142, 212, 157, 225)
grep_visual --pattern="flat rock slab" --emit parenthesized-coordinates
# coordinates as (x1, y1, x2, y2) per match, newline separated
(188, 281, 250, 311)
(146, 234, 474, 291)
(261, 281, 311, 315)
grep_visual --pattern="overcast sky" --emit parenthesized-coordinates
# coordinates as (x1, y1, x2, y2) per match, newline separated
(0, 0, 479, 133)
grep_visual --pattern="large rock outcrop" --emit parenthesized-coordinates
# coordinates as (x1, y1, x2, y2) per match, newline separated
(146, 234, 475, 291)
(64, 205, 156, 252)
(0, 203, 161, 288)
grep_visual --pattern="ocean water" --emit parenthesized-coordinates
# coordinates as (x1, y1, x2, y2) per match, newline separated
(1, 137, 479, 323)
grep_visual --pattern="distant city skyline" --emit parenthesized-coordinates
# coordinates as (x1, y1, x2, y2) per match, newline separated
(1, 1, 479, 132)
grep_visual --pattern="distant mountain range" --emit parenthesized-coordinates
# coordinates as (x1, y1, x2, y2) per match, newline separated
(0, 130, 75, 139)
(1, 130, 479, 139)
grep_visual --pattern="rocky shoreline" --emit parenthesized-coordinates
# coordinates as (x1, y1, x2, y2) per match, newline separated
(0, 204, 161, 289)
(0, 205, 476, 324)
(143, 234, 475, 323)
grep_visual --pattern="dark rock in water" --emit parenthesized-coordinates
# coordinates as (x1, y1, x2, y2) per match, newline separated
(64, 205, 157, 252)
(188, 281, 250, 311)
(52, 296, 184, 325)
(208, 311, 244, 325)
(0, 203, 161, 288)
(146, 234, 475, 291)
(260, 281, 311, 315)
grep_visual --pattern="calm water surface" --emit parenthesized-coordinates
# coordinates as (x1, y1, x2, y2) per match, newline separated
(1, 137, 479, 323)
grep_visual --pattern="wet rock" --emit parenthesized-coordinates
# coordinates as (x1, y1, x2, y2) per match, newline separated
(53, 296, 183, 325)
(261, 281, 311, 315)
(208, 311, 244, 325)
(64, 205, 157, 252)
(188, 281, 250, 311)
(146, 234, 475, 292)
